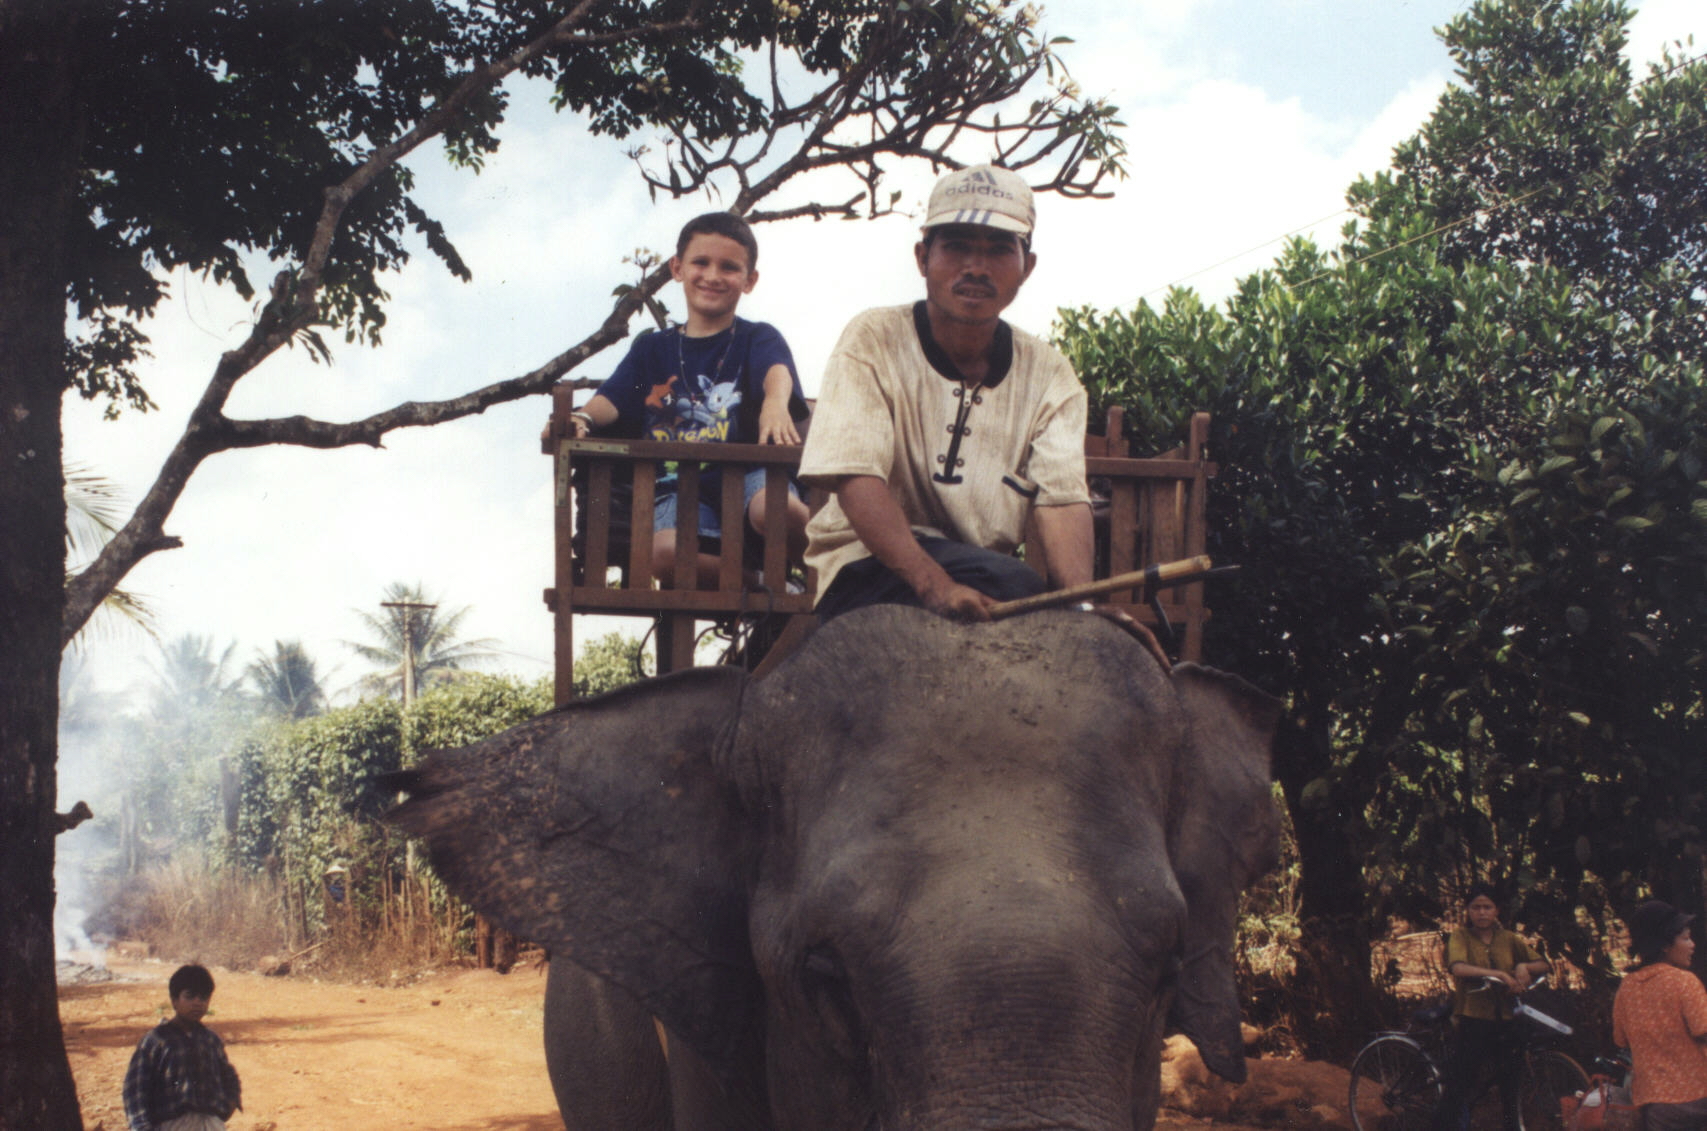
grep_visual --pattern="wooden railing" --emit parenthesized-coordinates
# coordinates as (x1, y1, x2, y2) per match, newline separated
(543, 382, 1216, 702)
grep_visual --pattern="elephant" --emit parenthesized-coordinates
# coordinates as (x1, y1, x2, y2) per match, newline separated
(387, 603, 1281, 1131)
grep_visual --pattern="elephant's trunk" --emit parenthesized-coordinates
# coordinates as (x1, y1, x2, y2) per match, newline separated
(869, 929, 1155, 1131)
(883, 1079, 1137, 1131)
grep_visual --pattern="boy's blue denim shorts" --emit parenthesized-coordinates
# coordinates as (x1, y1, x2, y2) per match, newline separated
(653, 467, 798, 538)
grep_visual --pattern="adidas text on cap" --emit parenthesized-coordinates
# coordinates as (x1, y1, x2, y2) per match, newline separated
(922, 164, 1035, 239)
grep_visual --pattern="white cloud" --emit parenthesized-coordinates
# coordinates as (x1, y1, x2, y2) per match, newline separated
(1626, 0, 1703, 64)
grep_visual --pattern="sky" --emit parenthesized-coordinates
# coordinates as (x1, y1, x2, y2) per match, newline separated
(59, 0, 1704, 729)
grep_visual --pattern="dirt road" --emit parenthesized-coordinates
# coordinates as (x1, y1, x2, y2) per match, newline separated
(63, 957, 561, 1131)
(63, 955, 1331, 1131)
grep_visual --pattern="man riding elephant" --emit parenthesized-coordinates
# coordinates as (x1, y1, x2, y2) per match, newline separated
(798, 164, 1167, 666)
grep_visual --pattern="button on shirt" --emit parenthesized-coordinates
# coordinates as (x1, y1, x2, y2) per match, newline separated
(1613, 962, 1707, 1106)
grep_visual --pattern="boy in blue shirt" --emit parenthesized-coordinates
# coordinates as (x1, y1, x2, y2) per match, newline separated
(570, 212, 810, 588)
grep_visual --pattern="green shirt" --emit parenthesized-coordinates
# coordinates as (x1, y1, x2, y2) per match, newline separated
(1444, 926, 1542, 1021)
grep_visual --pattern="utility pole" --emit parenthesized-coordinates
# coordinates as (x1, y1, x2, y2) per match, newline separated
(381, 599, 435, 932)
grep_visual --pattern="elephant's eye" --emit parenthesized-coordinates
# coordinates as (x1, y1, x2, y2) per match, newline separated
(802, 943, 862, 1058)
(804, 945, 846, 982)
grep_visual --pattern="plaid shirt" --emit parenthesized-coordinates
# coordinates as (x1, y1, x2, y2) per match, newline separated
(122, 1019, 241, 1131)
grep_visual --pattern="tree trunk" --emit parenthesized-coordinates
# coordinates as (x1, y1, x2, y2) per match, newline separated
(1273, 704, 1382, 1061)
(0, 7, 84, 1129)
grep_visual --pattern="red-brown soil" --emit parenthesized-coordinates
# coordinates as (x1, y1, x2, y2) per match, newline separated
(63, 956, 560, 1131)
(62, 955, 1347, 1131)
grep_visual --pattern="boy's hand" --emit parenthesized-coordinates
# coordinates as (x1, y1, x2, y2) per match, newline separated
(758, 398, 801, 445)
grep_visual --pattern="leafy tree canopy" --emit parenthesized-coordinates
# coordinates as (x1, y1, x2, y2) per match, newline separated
(573, 631, 654, 699)
(1054, 0, 1706, 1047)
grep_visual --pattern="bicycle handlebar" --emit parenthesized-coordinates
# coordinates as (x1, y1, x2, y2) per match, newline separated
(1472, 974, 1572, 1036)
(1473, 973, 1549, 993)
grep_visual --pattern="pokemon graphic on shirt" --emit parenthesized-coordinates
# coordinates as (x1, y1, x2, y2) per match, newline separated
(643, 370, 742, 443)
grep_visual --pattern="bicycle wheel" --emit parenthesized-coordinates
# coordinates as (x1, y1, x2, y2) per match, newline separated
(1519, 1049, 1590, 1131)
(1351, 1034, 1444, 1131)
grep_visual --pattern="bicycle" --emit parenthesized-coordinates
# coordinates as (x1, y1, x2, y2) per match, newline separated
(1349, 978, 1591, 1131)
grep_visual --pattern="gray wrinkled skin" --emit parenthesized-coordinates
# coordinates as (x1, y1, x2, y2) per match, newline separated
(390, 605, 1280, 1131)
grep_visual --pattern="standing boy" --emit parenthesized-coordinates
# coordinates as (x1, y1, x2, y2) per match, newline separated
(123, 963, 242, 1131)
(570, 212, 811, 588)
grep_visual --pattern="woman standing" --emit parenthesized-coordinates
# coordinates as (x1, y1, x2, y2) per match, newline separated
(1433, 883, 1552, 1131)
(1613, 900, 1707, 1131)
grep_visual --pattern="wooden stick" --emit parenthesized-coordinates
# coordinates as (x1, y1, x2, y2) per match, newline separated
(987, 555, 1212, 620)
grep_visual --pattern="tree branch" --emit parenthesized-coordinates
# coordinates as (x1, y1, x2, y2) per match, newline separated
(61, 3, 698, 644)
(62, 0, 1125, 645)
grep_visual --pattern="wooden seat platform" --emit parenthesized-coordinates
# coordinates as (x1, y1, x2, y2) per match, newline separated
(543, 382, 1216, 702)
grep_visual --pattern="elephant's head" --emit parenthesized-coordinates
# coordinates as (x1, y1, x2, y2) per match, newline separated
(389, 605, 1280, 1131)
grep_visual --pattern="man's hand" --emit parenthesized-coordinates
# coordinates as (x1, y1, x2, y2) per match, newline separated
(918, 574, 997, 622)
(1089, 604, 1172, 673)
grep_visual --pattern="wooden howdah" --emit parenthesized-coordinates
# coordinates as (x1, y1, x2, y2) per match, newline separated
(543, 382, 1216, 705)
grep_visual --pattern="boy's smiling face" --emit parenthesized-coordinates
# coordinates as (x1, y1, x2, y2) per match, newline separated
(670, 232, 757, 332)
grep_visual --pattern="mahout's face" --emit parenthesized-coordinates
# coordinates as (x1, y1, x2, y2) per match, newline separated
(914, 224, 1035, 328)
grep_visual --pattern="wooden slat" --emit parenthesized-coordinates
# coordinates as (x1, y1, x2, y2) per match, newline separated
(762, 465, 788, 589)
(1085, 456, 1214, 479)
(1108, 479, 1139, 603)
(629, 463, 656, 587)
(552, 445, 577, 706)
(719, 468, 744, 592)
(584, 460, 613, 588)
(1105, 405, 1127, 457)
(673, 468, 699, 592)
(568, 587, 816, 614)
(568, 438, 803, 464)
(661, 614, 698, 675)
(1182, 412, 1212, 660)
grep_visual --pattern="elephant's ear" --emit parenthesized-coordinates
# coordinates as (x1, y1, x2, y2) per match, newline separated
(1166, 663, 1282, 1084)
(386, 667, 759, 1075)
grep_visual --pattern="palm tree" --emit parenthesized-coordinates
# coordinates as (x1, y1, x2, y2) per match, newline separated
(247, 640, 328, 719)
(118, 634, 249, 870)
(344, 582, 498, 702)
(64, 463, 155, 649)
(144, 634, 244, 726)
